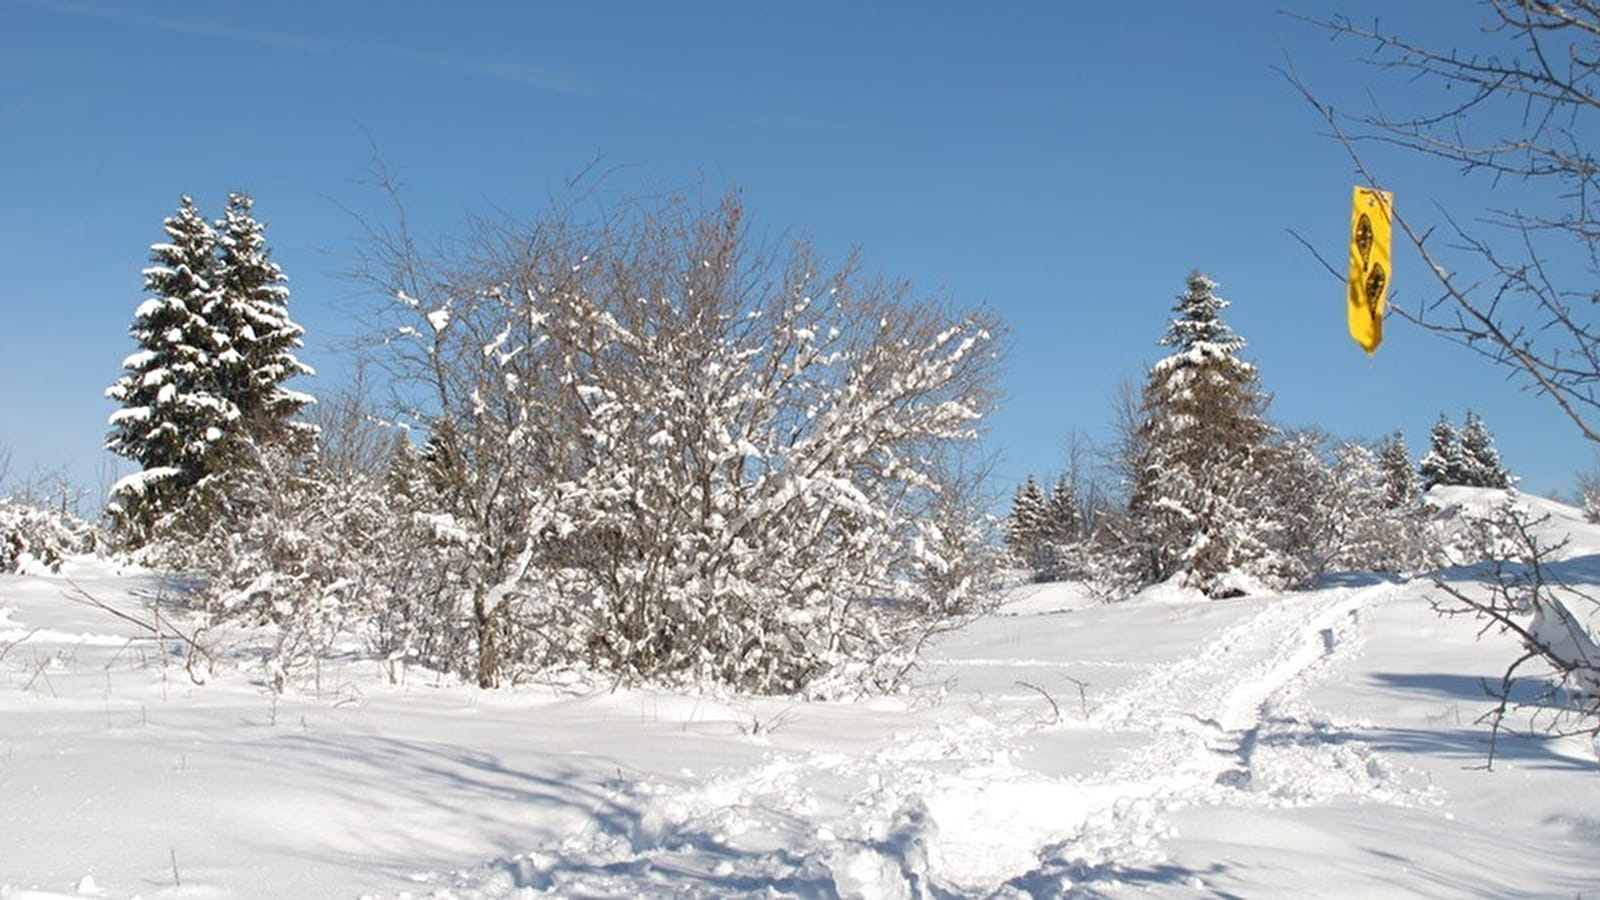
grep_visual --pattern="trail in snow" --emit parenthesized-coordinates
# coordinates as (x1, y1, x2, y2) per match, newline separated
(1014, 581, 1422, 896)
(1093, 582, 1399, 796)
(415, 581, 1417, 899)
(15, 492, 1600, 899)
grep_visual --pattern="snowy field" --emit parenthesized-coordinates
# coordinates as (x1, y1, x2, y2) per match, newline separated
(4, 491, 1600, 899)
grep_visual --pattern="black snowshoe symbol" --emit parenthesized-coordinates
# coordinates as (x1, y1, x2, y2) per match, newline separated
(1355, 214, 1374, 269)
(1364, 262, 1387, 313)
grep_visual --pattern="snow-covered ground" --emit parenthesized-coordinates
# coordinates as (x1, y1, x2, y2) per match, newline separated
(5, 491, 1600, 898)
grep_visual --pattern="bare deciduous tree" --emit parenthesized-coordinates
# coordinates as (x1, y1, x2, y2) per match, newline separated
(1289, 2, 1600, 442)
(357, 181, 1004, 692)
(302, 361, 395, 480)
(1290, 0, 1600, 744)
(1429, 501, 1600, 768)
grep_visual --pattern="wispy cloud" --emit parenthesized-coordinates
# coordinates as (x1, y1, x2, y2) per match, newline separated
(10, 0, 616, 98)
(13, 0, 337, 54)
(384, 47, 623, 99)
(12, 0, 840, 133)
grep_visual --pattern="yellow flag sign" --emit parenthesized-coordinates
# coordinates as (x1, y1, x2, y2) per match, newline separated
(1348, 186, 1393, 354)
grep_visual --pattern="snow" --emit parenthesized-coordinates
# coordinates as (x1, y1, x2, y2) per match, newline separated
(118, 350, 158, 371)
(105, 466, 179, 500)
(5, 499, 1600, 897)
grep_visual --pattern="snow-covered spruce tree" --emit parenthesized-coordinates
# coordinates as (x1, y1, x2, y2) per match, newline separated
(364, 192, 1001, 691)
(106, 197, 232, 540)
(1004, 476, 1048, 572)
(1122, 271, 1286, 597)
(106, 195, 313, 544)
(1042, 477, 1081, 545)
(1458, 411, 1512, 489)
(1037, 476, 1083, 580)
(1378, 431, 1421, 509)
(210, 193, 315, 447)
(1419, 413, 1468, 490)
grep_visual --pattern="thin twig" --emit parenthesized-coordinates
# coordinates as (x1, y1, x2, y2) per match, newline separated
(1061, 675, 1092, 719)
(1284, 228, 1345, 283)
(1016, 679, 1061, 724)
(0, 627, 41, 665)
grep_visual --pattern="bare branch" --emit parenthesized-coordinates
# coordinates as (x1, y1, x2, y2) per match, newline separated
(1281, 39, 1600, 444)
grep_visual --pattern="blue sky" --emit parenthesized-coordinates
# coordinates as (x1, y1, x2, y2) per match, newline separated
(2, 0, 1593, 504)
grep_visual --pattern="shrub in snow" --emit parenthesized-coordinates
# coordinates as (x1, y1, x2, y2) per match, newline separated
(910, 450, 1006, 616)
(363, 192, 1003, 692)
(1427, 496, 1600, 765)
(106, 194, 314, 545)
(1426, 485, 1528, 567)
(1583, 482, 1600, 525)
(148, 437, 457, 690)
(1267, 432, 1433, 580)
(1075, 507, 1152, 601)
(1577, 462, 1600, 525)
(0, 497, 98, 574)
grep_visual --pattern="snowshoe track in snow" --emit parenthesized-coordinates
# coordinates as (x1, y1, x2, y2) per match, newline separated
(399, 582, 1423, 899)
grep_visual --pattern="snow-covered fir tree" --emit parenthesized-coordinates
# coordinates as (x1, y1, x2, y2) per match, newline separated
(211, 192, 314, 445)
(1124, 271, 1283, 596)
(1458, 411, 1512, 488)
(105, 196, 232, 535)
(1005, 476, 1047, 569)
(1378, 431, 1421, 509)
(1036, 476, 1083, 580)
(1419, 412, 1511, 490)
(106, 194, 313, 542)
(1041, 477, 1081, 548)
(1419, 414, 1468, 490)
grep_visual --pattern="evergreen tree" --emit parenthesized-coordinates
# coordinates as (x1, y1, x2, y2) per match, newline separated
(106, 194, 313, 542)
(211, 192, 314, 445)
(384, 431, 422, 502)
(1125, 271, 1281, 596)
(1037, 476, 1083, 581)
(1378, 431, 1421, 509)
(106, 196, 234, 534)
(1458, 411, 1512, 488)
(1005, 476, 1047, 569)
(1041, 476, 1081, 547)
(1418, 414, 1467, 490)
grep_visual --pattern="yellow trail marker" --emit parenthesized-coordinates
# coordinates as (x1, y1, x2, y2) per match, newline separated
(1348, 186, 1393, 354)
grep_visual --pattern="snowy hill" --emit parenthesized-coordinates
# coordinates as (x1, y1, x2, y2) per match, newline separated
(4, 488, 1599, 898)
